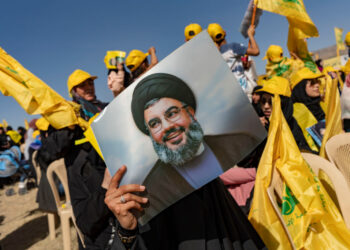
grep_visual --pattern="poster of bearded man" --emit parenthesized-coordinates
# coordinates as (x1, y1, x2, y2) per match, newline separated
(92, 31, 266, 224)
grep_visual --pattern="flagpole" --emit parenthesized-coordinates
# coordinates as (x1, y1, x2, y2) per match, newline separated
(248, 1, 258, 49)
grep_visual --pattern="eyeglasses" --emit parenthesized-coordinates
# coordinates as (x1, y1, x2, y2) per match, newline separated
(147, 106, 187, 134)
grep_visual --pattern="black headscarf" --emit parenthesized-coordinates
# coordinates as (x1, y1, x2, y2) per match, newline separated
(131, 73, 196, 134)
(291, 79, 325, 121)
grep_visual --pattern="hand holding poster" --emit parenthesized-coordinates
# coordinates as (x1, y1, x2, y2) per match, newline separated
(92, 31, 266, 224)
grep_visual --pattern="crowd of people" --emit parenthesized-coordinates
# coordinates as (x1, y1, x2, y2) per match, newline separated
(1, 22, 350, 250)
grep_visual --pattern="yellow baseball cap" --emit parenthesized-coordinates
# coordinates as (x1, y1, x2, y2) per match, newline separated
(290, 67, 324, 89)
(345, 32, 350, 46)
(184, 23, 202, 41)
(125, 50, 149, 72)
(263, 45, 284, 63)
(36, 117, 50, 131)
(207, 23, 226, 43)
(257, 76, 291, 97)
(257, 74, 267, 86)
(67, 69, 97, 96)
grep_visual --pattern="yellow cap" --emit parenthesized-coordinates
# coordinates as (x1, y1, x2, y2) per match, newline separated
(263, 45, 284, 63)
(184, 23, 202, 41)
(67, 69, 97, 96)
(207, 23, 226, 43)
(36, 117, 50, 131)
(290, 67, 324, 89)
(32, 130, 40, 139)
(125, 50, 149, 72)
(6, 130, 22, 144)
(257, 76, 291, 97)
(345, 32, 350, 46)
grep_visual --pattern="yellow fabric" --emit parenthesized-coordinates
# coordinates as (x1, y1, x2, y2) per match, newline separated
(67, 69, 97, 96)
(319, 77, 343, 158)
(83, 113, 104, 160)
(249, 94, 350, 249)
(346, 32, 350, 46)
(2, 119, 8, 129)
(0, 47, 84, 130)
(32, 130, 40, 139)
(6, 130, 22, 144)
(24, 119, 29, 130)
(290, 67, 324, 90)
(207, 23, 226, 43)
(125, 50, 149, 72)
(257, 76, 291, 97)
(184, 23, 202, 41)
(36, 117, 50, 131)
(334, 28, 346, 51)
(266, 57, 304, 82)
(104, 51, 126, 69)
(343, 59, 350, 76)
(293, 102, 319, 152)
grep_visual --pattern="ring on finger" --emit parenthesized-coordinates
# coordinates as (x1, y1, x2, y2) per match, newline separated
(120, 195, 126, 204)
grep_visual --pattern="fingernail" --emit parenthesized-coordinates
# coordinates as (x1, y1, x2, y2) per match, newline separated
(142, 198, 148, 202)
(140, 185, 146, 191)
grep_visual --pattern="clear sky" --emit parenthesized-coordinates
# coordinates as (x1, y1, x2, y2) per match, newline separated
(1, 0, 349, 129)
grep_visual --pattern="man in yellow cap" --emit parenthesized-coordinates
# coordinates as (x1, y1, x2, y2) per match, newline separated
(67, 69, 107, 120)
(207, 23, 259, 101)
(184, 23, 202, 41)
(125, 47, 158, 81)
(264, 45, 304, 81)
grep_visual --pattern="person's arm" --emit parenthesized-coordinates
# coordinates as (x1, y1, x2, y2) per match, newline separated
(69, 163, 112, 238)
(147, 47, 158, 69)
(104, 166, 148, 248)
(246, 25, 260, 56)
(107, 64, 126, 98)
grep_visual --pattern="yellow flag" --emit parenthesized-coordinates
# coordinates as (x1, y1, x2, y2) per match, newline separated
(24, 119, 29, 130)
(255, 0, 318, 37)
(319, 77, 343, 157)
(255, 0, 319, 72)
(0, 47, 80, 130)
(334, 27, 345, 51)
(2, 119, 8, 129)
(249, 94, 350, 249)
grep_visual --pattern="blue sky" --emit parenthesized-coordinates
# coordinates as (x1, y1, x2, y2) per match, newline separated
(1, 0, 349, 129)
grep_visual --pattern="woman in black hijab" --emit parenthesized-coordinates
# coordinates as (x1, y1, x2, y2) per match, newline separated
(291, 68, 325, 153)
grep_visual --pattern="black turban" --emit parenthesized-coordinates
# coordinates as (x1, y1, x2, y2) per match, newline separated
(131, 73, 196, 134)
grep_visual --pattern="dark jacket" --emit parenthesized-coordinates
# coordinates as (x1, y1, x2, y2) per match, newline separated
(68, 144, 115, 250)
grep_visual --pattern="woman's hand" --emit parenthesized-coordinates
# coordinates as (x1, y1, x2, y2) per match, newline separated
(104, 165, 148, 230)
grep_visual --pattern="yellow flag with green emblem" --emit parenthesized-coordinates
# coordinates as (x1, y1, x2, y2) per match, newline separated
(255, 0, 319, 73)
(249, 94, 350, 249)
(319, 77, 343, 158)
(334, 27, 345, 51)
(0, 47, 83, 130)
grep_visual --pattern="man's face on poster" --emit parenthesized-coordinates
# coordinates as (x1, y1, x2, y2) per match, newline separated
(144, 97, 204, 165)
